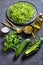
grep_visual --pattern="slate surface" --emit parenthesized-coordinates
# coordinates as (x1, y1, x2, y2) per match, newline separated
(0, 0, 43, 65)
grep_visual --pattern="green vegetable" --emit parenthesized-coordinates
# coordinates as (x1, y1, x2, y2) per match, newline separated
(8, 2, 36, 24)
(16, 38, 31, 57)
(25, 37, 43, 56)
(3, 31, 22, 52)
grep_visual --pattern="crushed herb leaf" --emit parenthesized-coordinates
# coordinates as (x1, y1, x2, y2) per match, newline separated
(3, 31, 22, 52)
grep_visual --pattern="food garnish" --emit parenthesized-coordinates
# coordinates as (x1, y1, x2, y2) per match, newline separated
(3, 31, 22, 52)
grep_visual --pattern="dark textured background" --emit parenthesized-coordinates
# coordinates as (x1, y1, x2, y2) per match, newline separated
(0, 0, 43, 65)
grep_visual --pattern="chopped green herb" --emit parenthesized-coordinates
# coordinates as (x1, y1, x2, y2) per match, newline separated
(3, 31, 22, 52)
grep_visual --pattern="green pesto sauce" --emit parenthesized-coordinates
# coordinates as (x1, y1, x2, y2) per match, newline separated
(8, 2, 36, 24)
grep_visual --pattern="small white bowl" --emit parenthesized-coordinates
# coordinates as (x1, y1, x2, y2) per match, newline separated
(1, 27, 10, 34)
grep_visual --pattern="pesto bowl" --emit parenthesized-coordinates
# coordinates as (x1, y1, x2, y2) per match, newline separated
(7, 1, 38, 25)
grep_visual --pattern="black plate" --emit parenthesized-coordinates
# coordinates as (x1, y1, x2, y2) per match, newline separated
(6, 1, 38, 25)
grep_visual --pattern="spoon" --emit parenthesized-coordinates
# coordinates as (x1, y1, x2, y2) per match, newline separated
(24, 25, 35, 38)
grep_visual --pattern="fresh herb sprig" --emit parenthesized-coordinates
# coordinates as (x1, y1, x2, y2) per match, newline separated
(3, 31, 22, 52)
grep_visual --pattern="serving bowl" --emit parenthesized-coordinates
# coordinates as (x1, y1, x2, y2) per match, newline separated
(7, 1, 38, 25)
